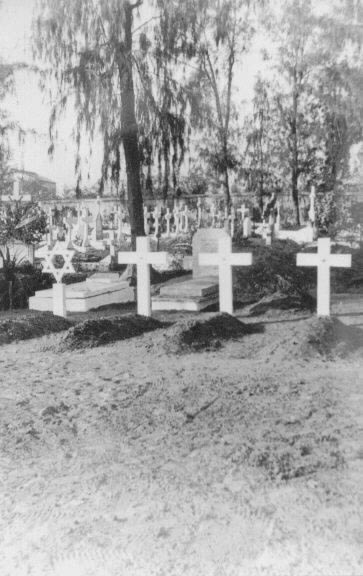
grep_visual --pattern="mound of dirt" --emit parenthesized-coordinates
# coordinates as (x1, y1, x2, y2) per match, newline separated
(53, 314, 165, 351)
(302, 317, 363, 359)
(0, 313, 71, 345)
(149, 313, 260, 354)
(245, 291, 315, 316)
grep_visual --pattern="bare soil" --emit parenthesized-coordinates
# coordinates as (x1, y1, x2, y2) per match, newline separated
(0, 307, 362, 576)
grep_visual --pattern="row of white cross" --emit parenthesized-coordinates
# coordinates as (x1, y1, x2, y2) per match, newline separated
(44, 237, 351, 318)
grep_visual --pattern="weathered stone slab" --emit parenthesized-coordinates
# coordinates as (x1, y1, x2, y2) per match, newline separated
(159, 276, 218, 298)
(29, 279, 134, 312)
(192, 228, 230, 278)
(86, 272, 122, 284)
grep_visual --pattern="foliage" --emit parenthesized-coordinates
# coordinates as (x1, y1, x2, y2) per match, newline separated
(0, 201, 47, 244)
(0, 61, 13, 196)
(186, 0, 258, 206)
(243, 0, 363, 225)
(0, 259, 53, 311)
(315, 187, 352, 237)
(233, 239, 315, 300)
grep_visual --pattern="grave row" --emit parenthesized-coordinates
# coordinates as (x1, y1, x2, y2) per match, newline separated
(44, 235, 351, 319)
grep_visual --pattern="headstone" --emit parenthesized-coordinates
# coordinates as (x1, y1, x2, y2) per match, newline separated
(199, 236, 253, 314)
(192, 228, 230, 278)
(144, 206, 150, 235)
(95, 205, 103, 241)
(297, 237, 351, 316)
(164, 208, 172, 237)
(153, 206, 160, 238)
(183, 206, 189, 233)
(173, 206, 180, 234)
(243, 214, 252, 238)
(238, 203, 246, 223)
(81, 208, 92, 248)
(42, 241, 76, 317)
(63, 210, 74, 248)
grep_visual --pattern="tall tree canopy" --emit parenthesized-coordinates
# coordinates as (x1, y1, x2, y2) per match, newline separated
(34, 0, 150, 241)
(244, 0, 363, 224)
(0, 60, 13, 195)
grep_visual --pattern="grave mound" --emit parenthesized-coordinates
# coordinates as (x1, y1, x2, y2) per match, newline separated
(53, 314, 165, 351)
(301, 317, 363, 359)
(0, 312, 71, 345)
(153, 313, 258, 354)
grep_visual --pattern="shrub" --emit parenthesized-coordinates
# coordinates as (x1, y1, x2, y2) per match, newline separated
(233, 239, 315, 301)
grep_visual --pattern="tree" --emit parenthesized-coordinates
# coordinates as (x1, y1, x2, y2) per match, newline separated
(0, 201, 48, 245)
(249, 0, 363, 225)
(186, 0, 257, 207)
(0, 61, 13, 196)
(34, 0, 146, 244)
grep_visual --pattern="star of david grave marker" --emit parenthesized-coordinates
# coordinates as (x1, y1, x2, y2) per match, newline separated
(42, 241, 75, 317)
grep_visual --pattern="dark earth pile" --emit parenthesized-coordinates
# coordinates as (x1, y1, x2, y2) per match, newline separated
(150, 313, 261, 354)
(0, 312, 71, 345)
(54, 314, 165, 351)
(301, 316, 363, 359)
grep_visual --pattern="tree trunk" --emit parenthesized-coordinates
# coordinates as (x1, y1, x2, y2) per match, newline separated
(118, 2, 145, 249)
(291, 82, 300, 226)
(222, 137, 231, 208)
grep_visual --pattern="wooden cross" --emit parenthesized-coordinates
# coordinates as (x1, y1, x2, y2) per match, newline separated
(297, 237, 351, 316)
(199, 236, 253, 314)
(118, 237, 168, 316)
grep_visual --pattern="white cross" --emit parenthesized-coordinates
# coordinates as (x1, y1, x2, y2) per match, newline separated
(153, 206, 160, 238)
(118, 236, 168, 316)
(297, 237, 351, 316)
(173, 207, 180, 234)
(164, 208, 172, 237)
(199, 236, 253, 314)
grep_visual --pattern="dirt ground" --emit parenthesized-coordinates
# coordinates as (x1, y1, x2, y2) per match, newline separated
(0, 304, 362, 576)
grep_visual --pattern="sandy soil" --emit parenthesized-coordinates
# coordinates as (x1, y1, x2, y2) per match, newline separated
(0, 308, 362, 576)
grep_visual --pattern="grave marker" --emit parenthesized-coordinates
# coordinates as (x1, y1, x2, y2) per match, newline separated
(192, 228, 230, 278)
(199, 236, 252, 314)
(42, 241, 75, 317)
(297, 237, 351, 316)
(165, 208, 172, 237)
(118, 236, 168, 316)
